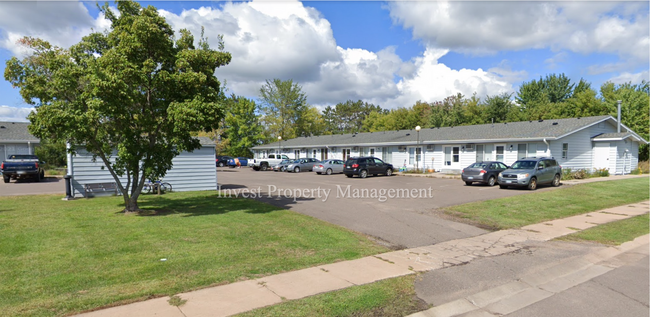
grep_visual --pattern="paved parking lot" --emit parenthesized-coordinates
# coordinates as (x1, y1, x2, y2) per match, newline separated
(0, 176, 66, 196)
(217, 168, 560, 248)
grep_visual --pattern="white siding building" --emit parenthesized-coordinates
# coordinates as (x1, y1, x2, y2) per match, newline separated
(0, 122, 39, 161)
(253, 116, 647, 175)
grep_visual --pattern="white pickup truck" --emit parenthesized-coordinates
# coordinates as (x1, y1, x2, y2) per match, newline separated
(250, 154, 291, 171)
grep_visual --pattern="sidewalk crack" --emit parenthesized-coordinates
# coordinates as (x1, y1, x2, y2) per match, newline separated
(177, 306, 188, 317)
(592, 279, 650, 308)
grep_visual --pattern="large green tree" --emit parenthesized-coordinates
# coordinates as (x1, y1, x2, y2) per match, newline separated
(259, 78, 308, 141)
(223, 94, 263, 157)
(322, 100, 384, 134)
(4, 1, 231, 212)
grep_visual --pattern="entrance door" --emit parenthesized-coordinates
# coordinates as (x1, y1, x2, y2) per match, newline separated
(593, 143, 610, 169)
(444, 146, 460, 169)
(495, 144, 505, 162)
(321, 148, 328, 161)
(382, 147, 391, 164)
(342, 148, 351, 161)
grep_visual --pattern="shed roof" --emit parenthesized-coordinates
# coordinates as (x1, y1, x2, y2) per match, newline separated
(0, 122, 39, 142)
(254, 115, 623, 149)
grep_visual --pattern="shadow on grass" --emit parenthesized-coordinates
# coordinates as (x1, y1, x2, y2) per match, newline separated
(123, 189, 316, 217)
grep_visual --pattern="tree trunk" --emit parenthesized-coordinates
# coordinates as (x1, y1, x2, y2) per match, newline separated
(124, 196, 141, 213)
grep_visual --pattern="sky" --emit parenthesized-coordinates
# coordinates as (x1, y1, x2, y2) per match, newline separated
(0, 1, 648, 122)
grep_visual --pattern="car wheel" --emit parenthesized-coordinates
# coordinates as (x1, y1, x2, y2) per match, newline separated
(346, 174, 353, 178)
(552, 174, 561, 187)
(281, 167, 286, 172)
(360, 170, 368, 178)
(487, 176, 496, 186)
(527, 177, 537, 190)
(326, 168, 332, 175)
(294, 167, 300, 173)
(385, 168, 393, 176)
(252, 166, 260, 171)
(3, 176, 9, 183)
(465, 181, 472, 186)
(34, 173, 41, 182)
(260, 164, 268, 171)
(316, 172, 322, 175)
(218, 162, 224, 167)
(499, 184, 507, 189)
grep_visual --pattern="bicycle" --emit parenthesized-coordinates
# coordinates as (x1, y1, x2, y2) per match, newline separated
(143, 179, 172, 194)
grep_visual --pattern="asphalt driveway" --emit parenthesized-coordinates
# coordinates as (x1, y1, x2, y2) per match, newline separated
(217, 168, 560, 248)
(0, 176, 65, 196)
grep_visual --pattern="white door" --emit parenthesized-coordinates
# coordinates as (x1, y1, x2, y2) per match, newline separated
(495, 144, 506, 162)
(342, 148, 351, 161)
(593, 143, 610, 169)
(444, 146, 461, 169)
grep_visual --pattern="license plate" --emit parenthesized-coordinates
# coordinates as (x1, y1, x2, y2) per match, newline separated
(506, 180, 512, 183)
(468, 177, 473, 179)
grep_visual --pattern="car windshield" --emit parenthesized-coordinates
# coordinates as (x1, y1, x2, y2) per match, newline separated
(8, 155, 38, 160)
(510, 161, 536, 169)
(292, 160, 300, 163)
(469, 163, 487, 168)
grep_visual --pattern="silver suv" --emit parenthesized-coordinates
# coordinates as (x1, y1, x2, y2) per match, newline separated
(498, 157, 562, 190)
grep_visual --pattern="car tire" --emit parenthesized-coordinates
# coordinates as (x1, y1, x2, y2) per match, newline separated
(34, 173, 41, 182)
(499, 184, 507, 189)
(326, 168, 332, 175)
(252, 166, 260, 171)
(294, 167, 300, 173)
(218, 162, 224, 167)
(281, 167, 286, 172)
(385, 168, 393, 176)
(3, 176, 9, 183)
(360, 170, 368, 178)
(346, 174, 353, 178)
(527, 177, 537, 190)
(465, 181, 472, 186)
(552, 174, 561, 187)
(260, 164, 268, 171)
(487, 176, 496, 186)
(316, 172, 322, 175)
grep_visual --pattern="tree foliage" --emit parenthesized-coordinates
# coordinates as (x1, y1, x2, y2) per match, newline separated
(223, 94, 263, 157)
(4, 1, 231, 212)
(322, 100, 384, 134)
(259, 78, 308, 141)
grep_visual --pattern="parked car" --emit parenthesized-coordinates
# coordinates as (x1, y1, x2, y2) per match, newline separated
(498, 157, 562, 190)
(1, 154, 46, 183)
(343, 157, 394, 178)
(462, 161, 508, 186)
(250, 154, 291, 171)
(216, 155, 233, 167)
(313, 159, 345, 175)
(273, 159, 292, 172)
(286, 158, 319, 173)
(227, 157, 250, 168)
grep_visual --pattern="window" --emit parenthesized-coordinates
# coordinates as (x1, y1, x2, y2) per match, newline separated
(370, 148, 375, 156)
(445, 147, 451, 166)
(495, 145, 504, 162)
(374, 158, 384, 165)
(562, 143, 568, 159)
(453, 147, 459, 162)
(409, 148, 415, 164)
(313, 149, 317, 158)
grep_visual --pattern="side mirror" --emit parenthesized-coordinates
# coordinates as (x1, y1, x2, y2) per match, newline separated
(538, 166, 544, 170)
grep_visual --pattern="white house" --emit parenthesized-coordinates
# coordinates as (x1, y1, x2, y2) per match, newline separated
(0, 122, 39, 161)
(252, 115, 647, 174)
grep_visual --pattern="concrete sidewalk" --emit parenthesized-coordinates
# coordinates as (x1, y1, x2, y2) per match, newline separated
(77, 201, 649, 317)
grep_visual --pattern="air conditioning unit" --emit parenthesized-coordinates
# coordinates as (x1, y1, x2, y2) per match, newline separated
(376, 147, 382, 151)
(398, 146, 407, 152)
(465, 144, 475, 150)
(353, 146, 359, 151)
(426, 145, 434, 151)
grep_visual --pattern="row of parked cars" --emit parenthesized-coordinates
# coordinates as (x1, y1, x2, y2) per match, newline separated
(461, 157, 562, 190)
(271, 157, 394, 178)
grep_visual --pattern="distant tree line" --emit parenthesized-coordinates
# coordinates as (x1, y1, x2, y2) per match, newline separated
(211, 74, 648, 161)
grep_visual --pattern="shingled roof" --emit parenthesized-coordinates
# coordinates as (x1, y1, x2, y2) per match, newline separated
(0, 122, 39, 142)
(254, 115, 643, 149)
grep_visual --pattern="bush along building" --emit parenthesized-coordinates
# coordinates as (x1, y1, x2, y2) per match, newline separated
(252, 115, 647, 175)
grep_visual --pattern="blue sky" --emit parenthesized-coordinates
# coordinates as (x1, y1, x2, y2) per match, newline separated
(0, 1, 648, 121)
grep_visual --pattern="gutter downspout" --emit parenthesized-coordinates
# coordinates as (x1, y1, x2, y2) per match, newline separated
(617, 100, 622, 133)
(543, 138, 550, 156)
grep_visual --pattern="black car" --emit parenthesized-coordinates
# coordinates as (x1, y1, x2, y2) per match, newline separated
(462, 161, 508, 186)
(216, 155, 233, 167)
(343, 157, 394, 178)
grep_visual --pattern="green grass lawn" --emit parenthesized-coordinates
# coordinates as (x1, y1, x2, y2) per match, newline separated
(0, 192, 387, 317)
(445, 178, 649, 230)
(558, 214, 649, 245)
(235, 275, 426, 317)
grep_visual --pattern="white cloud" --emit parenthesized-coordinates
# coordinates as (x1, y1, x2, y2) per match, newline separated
(0, 2, 109, 56)
(0, 106, 32, 122)
(608, 70, 650, 85)
(387, 47, 515, 108)
(388, 2, 649, 65)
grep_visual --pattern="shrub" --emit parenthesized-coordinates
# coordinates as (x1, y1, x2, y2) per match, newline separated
(572, 169, 590, 179)
(632, 161, 649, 174)
(593, 168, 610, 177)
(561, 168, 574, 180)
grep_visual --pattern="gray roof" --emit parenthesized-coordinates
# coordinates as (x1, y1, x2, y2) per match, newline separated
(592, 132, 633, 140)
(254, 115, 622, 149)
(197, 136, 216, 146)
(0, 122, 39, 142)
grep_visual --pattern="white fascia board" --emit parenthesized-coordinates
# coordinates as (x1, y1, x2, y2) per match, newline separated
(253, 138, 553, 149)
